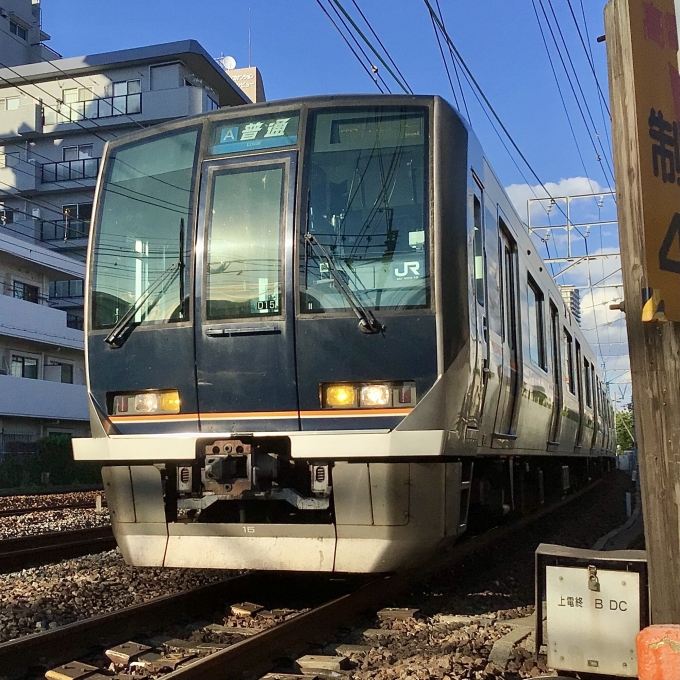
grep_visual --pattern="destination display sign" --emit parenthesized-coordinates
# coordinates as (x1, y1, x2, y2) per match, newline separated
(210, 112, 300, 155)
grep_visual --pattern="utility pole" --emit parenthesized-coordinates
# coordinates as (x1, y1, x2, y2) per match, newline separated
(605, 0, 680, 623)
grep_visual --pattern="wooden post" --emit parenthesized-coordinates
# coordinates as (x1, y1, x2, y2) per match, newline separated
(605, 0, 680, 623)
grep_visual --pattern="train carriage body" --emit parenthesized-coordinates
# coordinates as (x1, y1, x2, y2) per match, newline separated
(74, 95, 615, 572)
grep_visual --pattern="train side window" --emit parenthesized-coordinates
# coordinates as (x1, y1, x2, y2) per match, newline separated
(584, 359, 592, 408)
(473, 196, 484, 307)
(527, 276, 546, 370)
(563, 329, 575, 394)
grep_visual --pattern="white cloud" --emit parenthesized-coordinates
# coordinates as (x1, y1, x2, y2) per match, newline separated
(505, 177, 612, 223)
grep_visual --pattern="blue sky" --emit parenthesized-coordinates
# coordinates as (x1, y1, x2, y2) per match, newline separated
(42, 1, 630, 403)
(43, 1, 613, 191)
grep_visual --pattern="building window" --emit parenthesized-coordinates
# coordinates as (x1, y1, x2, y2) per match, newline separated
(9, 21, 27, 40)
(11, 354, 38, 379)
(207, 95, 219, 111)
(63, 144, 93, 161)
(45, 361, 74, 384)
(0, 97, 20, 111)
(0, 151, 19, 168)
(63, 202, 93, 222)
(527, 277, 547, 370)
(63, 87, 94, 104)
(0, 207, 14, 224)
(66, 312, 84, 330)
(49, 279, 84, 299)
(13, 280, 39, 303)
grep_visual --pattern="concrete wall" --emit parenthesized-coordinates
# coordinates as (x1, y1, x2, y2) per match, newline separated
(0, 373, 87, 420)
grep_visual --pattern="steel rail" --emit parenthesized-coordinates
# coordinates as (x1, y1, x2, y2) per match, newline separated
(0, 501, 106, 518)
(0, 477, 607, 679)
(0, 525, 115, 573)
(161, 479, 606, 680)
(0, 573, 270, 679)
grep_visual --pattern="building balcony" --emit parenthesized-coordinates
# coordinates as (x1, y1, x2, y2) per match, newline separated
(0, 374, 88, 421)
(0, 292, 83, 350)
(41, 86, 213, 132)
(41, 158, 100, 184)
(43, 92, 141, 126)
(39, 219, 90, 247)
(0, 102, 42, 139)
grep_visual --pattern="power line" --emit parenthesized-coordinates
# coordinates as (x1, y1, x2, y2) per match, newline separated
(330, 0, 411, 93)
(315, 0, 386, 92)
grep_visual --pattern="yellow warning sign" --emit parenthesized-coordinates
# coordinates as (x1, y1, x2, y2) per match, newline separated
(628, 0, 680, 320)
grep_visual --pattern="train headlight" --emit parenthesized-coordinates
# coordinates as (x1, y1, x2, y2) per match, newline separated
(113, 390, 181, 415)
(321, 382, 416, 409)
(135, 393, 158, 413)
(360, 384, 391, 407)
(325, 384, 357, 408)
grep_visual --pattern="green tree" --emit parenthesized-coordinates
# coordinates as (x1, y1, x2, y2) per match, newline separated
(616, 410, 635, 451)
(0, 435, 101, 489)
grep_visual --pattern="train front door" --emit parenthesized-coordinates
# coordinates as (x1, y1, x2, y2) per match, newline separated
(193, 151, 301, 432)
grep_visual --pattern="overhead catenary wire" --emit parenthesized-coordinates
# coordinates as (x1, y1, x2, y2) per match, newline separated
(349, 0, 413, 94)
(539, 0, 616, 189)
(314, 0, 386, 92)
(330, 0, 412, 94)
(430, 0, 472, 125)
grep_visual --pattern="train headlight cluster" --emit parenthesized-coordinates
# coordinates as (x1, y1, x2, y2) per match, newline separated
(112, 390, 181, 415)
(322, 382, 416, 409)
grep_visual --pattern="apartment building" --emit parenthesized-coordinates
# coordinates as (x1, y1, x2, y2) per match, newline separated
(0, 0, 59, 68)
(0, 39, 250, 454)
(0, 230, 87, 452)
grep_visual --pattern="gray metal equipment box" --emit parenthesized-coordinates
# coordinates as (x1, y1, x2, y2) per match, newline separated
(535, 544, 648, 677)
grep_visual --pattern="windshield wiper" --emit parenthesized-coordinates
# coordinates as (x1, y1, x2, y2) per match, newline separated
(104, 262, 180, 348)
(304, 232, 384, 334)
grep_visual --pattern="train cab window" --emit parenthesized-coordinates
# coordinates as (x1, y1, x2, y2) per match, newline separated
(527, 277, 546, 370)
(584, 359, 592, 408)
(91, 128, 200, 329)
(473, 196, 485, 307)
(302, 107, 429, 313)
(205, 164, 285, 319)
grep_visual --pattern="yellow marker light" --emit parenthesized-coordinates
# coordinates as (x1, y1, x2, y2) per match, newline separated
(160, 390, 181, 413)
(325, 384, 357, 408)
(134, 393, 158, 413)
(360, 384, 391, 407)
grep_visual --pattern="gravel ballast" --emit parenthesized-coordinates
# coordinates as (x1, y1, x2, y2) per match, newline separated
(0, 550, 224, 644)
(0, 507, 110, 539)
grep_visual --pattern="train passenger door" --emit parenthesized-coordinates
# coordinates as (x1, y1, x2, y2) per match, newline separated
(574, 340, 584, 451)
(470, 180, 489, 432)
(193, 151, 300, 432)
(547, 301, 562, 448)
(493, 224, 519, 438)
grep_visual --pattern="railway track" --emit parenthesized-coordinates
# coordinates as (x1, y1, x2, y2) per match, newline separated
(0, 478, 608, 680)
(0, 526, 115, 573)
(0, 501, 106, 519)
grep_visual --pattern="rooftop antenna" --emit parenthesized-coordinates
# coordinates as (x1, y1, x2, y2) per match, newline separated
(248, 7, 252, 67)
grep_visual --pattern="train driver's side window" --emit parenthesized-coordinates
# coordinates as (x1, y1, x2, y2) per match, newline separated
(473, 196, 484, 307)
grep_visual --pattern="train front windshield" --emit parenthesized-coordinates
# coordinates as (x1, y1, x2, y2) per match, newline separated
(91, 128, 200, 330)
(90, 106, 429, 335)
(302, 108, 429, 312)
